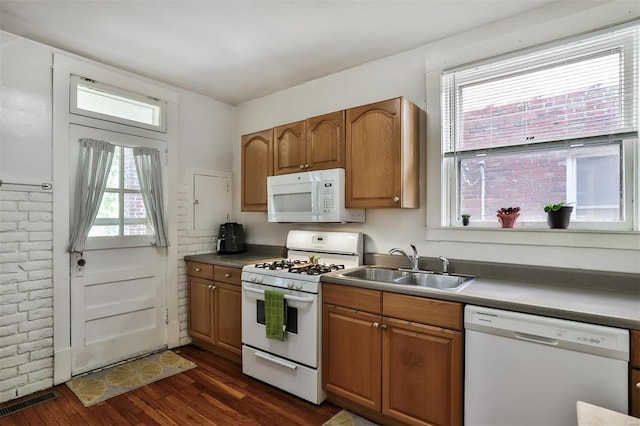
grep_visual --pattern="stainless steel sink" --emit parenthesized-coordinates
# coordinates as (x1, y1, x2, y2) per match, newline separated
(341, 267, 410, 283)
(393, 273, 472, 290)
(338, 267, 474, 291)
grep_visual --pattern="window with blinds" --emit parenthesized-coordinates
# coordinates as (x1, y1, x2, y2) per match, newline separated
(441, 21, 638, 229)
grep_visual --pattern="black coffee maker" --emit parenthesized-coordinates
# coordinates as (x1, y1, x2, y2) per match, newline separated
(216, 222, 246, 254)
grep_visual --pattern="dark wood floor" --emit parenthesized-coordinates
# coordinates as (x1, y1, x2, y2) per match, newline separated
(0, 345, 341, 425)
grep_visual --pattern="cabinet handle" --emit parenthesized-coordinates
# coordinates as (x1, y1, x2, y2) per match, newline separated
(372, 322, 379, 328)
(225, 273, 231, 278)
(393, 196, 400, 203)
(195, 267, 201, 272)
(381, 324, 388, 330)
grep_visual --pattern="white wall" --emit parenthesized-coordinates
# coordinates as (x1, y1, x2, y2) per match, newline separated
(234, 1, 640, 273)
(0, 31, 234, 402)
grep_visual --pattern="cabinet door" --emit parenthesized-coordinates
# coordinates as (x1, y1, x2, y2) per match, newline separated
(307, 111, 345, 171)
(241, 129, 273, 212)
(631, 369, 640, 418)
(382, 317, 462, 426)
(323, 304, 382, 411)
(274, 121, 306, 175)
(346, 98, 402, 208)
(188, 277, 214, 343)
(213, 281, 241, 355)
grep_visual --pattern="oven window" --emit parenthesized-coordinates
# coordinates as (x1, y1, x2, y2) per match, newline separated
(256, 300, 298, 334)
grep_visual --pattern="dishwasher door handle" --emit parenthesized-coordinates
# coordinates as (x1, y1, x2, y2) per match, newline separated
(515, 332, 559, 346)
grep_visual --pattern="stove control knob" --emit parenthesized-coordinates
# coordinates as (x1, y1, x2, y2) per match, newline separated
(286, 280, 294, 289)
(295, 282, 303, 290)
(248, 274, 256, 282)
(256, 275, 263, 283)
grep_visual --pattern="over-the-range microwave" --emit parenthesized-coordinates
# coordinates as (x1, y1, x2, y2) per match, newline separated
(267, 168, 365, 223)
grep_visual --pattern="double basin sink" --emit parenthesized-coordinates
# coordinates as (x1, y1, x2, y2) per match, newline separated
(337, 266, 474, 292)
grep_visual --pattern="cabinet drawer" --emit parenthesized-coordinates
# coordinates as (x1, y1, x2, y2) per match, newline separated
(187, 261, 213, 279)
(323, 283, 382, 314)
(631, 330, 640, 368)
(214, 265, 241, 285)
(383, 292, 462, 331)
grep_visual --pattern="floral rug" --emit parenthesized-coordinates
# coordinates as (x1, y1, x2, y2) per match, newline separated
(322, 409, 379, 426)
(66, 350, 196, 407)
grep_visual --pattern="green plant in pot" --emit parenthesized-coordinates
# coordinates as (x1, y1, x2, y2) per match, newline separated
(544, 202, 574, 229)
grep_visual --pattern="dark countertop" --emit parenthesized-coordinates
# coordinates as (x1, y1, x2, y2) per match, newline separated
(184, 244, 286, 268)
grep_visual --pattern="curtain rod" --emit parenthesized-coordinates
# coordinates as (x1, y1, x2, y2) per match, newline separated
(0, 180, 52, 190)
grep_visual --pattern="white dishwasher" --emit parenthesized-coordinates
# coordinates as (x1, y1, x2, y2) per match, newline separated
(464, 305, 629, 426)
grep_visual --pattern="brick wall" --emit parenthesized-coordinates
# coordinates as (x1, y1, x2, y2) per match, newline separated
(176, 183, 216, 346)
(0, 189, 53, 403)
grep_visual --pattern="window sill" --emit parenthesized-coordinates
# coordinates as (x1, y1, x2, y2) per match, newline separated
(426, 227, 640, 250)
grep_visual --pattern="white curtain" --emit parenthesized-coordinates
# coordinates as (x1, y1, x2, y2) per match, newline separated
(133, 147, 169, 247)
(69, 138, 115, 253)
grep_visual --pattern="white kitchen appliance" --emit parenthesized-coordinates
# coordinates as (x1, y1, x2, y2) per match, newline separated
(464, 305, 629, 426)
(241, 230, 363, 404)
(267, 168, 365, 223)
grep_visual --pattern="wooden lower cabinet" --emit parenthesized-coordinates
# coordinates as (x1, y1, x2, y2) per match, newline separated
(187, 261, 241, 362)
(631, 330, 640, 417)
(323, 283, 462, 426)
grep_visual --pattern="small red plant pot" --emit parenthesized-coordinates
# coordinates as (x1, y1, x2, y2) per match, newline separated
(497, 213, 519, 228)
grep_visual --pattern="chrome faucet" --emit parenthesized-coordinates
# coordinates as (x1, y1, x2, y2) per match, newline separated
(389, 244, 419, 271)
(439, 256, 450, 274)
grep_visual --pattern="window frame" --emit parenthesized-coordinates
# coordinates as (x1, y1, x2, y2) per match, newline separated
(89, 145, 152, 238)
(440, 22, 639, 232)
(70, 75, 167, 133)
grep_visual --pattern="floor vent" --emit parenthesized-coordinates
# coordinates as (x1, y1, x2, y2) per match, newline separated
(0, 391, 58, 418)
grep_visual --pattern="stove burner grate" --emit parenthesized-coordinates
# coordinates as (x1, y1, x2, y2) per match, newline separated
(253, 260, 345, 275)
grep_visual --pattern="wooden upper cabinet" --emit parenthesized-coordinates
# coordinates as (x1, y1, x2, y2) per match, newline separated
(241, 129, 273, 212)
(274, 121, 307, 175)
(306, 111, 345, 171)
(346, 97, 419, 209)
(273, 111, 345, 175)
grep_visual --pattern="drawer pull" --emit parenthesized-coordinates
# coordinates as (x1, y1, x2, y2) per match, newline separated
(225, 273, 231, 278)
(195, 267, 201, 272)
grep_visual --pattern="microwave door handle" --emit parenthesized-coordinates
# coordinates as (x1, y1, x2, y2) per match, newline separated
(311, 181, 319, 216)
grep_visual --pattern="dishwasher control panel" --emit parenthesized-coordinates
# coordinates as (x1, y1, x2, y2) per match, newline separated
(464, 305, 629, 361)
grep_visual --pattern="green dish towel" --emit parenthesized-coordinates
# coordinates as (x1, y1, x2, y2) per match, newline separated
(264, 290, 285, 340)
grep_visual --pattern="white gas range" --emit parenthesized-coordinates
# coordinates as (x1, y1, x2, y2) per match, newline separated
(241, 230, 363, 404)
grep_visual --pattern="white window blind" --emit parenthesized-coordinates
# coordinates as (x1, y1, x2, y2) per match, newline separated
(442, 22, 638, 155)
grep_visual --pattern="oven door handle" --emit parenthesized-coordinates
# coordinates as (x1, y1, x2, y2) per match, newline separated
(253, 350, 298, 370)
(242, 285, 315, 303)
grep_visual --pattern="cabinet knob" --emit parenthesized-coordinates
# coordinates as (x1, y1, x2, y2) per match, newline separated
(208, 285, 216, 290)
(372, 322, 379, 328)
(381, 324, 388, 330)
(393, 196, 400, 203)
(637, 382, 640, 390)
(305, 164, 310, 168)
(208, 285, 213, 289)
(195, 267, 201, 272)
(225, 273, 231, 278)
(299, 165, 305, 169)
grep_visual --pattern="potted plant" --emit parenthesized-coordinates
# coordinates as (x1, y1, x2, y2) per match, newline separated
(496, 207, 520, 228)
(544, 202, 574, 229)
(461, 214, 471, 226)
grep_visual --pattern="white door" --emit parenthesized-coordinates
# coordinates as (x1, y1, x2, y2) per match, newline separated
(69, 124, 168, 375)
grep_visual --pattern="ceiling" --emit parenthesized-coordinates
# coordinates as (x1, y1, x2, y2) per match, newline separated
(0, 0, 563, 105)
